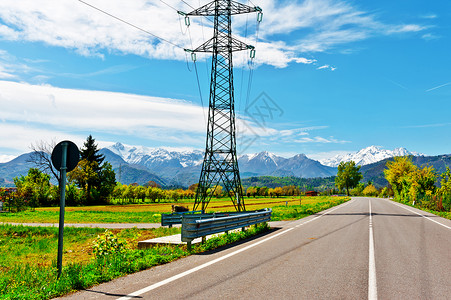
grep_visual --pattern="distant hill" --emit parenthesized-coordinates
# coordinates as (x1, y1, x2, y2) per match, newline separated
(2, 143, 449, 189)
(0, 153, 35, 187)
(242, 176, 336, 190)
(104, 143, 338, 187)
(361, 154, 451, 187)
(99, 149, 167, 186)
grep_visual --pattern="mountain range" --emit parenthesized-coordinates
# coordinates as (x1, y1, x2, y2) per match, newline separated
(0, 143, 440, 188)
(320, 145, 423, 167)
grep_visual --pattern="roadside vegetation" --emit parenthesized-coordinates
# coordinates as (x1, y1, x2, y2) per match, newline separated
(384, 156, 451, 219)
(0, 223, 269, 300)
(271, 196, 349, 221)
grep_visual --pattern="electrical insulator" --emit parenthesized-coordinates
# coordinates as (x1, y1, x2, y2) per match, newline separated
(257, 12, 263, 22)
(185, 16, 190, 26)
(250, 49, 256, 58)
(191, 52, 197, 61)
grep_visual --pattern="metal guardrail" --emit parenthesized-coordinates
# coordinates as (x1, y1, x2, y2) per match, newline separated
(161, 210, 248, 227)
(161, 210, 203, 227)
(181, 208, 272, 244)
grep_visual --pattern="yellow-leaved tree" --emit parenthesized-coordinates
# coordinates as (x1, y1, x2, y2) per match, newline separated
(384, 156, 436, 203)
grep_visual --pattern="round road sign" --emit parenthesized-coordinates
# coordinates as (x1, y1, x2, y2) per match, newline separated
(51, 140, 80, 172)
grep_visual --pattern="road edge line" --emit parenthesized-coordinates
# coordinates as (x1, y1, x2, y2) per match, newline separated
(386, 199, 451, 230)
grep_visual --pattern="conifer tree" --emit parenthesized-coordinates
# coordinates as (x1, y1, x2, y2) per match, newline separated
(70, 135, 115, 204)
(80, 134, 104, 167)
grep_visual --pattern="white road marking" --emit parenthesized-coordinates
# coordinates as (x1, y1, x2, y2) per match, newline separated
(388, 200, 451, 230)
(117, 227, 294, 300)
(368, 199, 377, 300)
(117, 199, 353, 300)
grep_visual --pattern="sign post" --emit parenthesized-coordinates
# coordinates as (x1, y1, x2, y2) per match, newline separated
(51, 140, 79, 278)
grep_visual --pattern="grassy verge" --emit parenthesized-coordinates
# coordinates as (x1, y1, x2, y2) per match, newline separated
(0, 210, 163, 224)
(0, 223, 269, 300)
(389, 198, 451, 220)
(270, 196, 350, 221)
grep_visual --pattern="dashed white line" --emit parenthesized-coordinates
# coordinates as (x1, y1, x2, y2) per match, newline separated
(117, 200, 354, 300)
(368, 199, 378, 300)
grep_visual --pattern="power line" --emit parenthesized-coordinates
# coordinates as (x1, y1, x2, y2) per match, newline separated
(180, 0, 195, 9)
(78, 0, 184, 49)
(160, 0, 179, 12)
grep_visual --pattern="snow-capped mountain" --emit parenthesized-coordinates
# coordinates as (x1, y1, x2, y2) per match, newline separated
(104, 143, 337, 183)
(238, 151, 285, 174)
(107, 142, 204, 170)
(320, 146, 423, 167)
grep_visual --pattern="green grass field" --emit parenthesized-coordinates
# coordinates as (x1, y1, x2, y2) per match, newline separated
(0, 196, 347, 224)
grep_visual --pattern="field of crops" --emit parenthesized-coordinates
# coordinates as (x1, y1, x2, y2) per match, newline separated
(0, 196, 344, 223)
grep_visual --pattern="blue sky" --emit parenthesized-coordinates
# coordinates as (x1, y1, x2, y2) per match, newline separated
(0, 0, 450, 162)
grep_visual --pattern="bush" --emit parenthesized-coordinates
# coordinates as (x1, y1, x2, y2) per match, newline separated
(92, 230, 127, 259)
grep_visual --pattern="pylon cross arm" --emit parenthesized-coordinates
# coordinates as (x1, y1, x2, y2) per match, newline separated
(186, 0, 261, 16)
(191, 36, 253, 53)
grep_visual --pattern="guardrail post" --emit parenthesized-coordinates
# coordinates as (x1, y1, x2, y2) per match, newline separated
(187, 241, 192, 251)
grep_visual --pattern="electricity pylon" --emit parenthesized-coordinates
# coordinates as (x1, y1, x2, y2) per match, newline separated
(181, 0, 262, 212)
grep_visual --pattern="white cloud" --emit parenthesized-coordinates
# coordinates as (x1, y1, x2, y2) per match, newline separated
(421, 14, 437, 19)
(0, 80, 338, 155)
(0, 0, 429, 69)
(293, 136, 349, 144)
(317, 64, 337, 71)
(0, 80, 206, 135)
(0, 154, 17, 163)
(386, 24, 427, 34)
(421, 33, 439, 41)
(0, 123, 84, 155)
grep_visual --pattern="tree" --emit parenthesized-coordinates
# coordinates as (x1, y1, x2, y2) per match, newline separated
(144, 181, 161, 188)
(14, 168, 52, 207)
(384, 156, 417, 198)
(438, 167, 451, 211)
(69, 135, 116, 204)
(246, 186, 257, 198)
(28, 140, 60, 184)
(335, 161, 362, 196)
(363, 184, 378, 197)
(81, 135, 105, 166)
(68, 160, 99, 203)
(384, 156, 436, 203)
(273, 187, 284, 198)
(213, 185, 224, 197)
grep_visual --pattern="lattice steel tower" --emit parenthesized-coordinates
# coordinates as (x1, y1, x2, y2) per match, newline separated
(182, 0, 262, 212)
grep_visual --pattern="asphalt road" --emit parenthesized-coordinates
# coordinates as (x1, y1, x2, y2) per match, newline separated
(59, 197, 451, 299)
